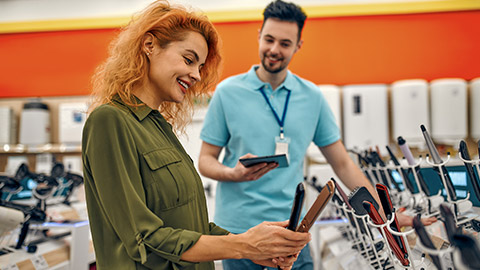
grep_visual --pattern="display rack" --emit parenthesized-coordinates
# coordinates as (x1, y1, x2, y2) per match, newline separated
(425, 154, 476, 226)
(397, 157, 444, 217)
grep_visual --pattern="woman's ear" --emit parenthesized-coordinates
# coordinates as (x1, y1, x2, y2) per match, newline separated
(142, 33, 155, 56)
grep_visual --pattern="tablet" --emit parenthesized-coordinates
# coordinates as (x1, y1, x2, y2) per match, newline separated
(239, 154, 289, 168)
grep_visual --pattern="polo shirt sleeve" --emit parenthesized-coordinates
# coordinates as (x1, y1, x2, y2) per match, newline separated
(200, 87, 229, 147)
(83, 107, 201, 269)
(312, 92, 341, 147)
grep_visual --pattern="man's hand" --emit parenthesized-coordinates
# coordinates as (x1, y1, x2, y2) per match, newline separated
(253, 252, 300, 269)
(397, 209, 437, 228)
(229, 153, 278, 182)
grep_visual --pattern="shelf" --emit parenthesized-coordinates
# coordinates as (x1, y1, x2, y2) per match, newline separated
(0, 144, 81, 154)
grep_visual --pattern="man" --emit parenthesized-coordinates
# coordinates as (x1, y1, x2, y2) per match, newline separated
(199, 1, 434, 269)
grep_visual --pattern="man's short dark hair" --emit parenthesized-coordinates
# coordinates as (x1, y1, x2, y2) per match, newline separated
(262, 0, 307, 41)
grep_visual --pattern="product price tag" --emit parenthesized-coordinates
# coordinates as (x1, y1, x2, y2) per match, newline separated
(1, 264, 19, 270)
(31, 255, 48, 270)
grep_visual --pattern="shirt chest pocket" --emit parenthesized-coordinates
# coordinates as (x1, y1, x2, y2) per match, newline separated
(143, 148, 197, 210)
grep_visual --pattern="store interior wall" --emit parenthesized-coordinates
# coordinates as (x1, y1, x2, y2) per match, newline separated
(1, 2, 480, 98)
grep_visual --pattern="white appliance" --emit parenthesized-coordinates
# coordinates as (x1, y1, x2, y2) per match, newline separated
(342, 84, 389, 155)
(471, 78, 480, 141)
(306, 85, 341, 163)
(0, 107, 17, 145)
(317, 84, 342, 131)
(19, 99, 51, 146)
(58, 102, 88, 145)
(430, 78, 467, 145)
(391, 79, 429, 149)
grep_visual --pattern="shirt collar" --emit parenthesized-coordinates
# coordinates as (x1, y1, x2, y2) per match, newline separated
(112, 94, 153, 121)
(247, 65, 297, 92)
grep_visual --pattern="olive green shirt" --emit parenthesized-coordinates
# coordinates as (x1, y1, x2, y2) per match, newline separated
(82, 96, 229, 270)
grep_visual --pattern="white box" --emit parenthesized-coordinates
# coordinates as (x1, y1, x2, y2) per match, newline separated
(62, 155, 83, 176)
(430, 78, 467, 145)
(0, 107, 16, 145)
(19, 100, 51, 145)
(342, 84, 389, 155)
(471, 78, 480, 140)
(391, 79, 429, 149)
(58, 102, 88, 144)
(317, 84, 342, 131)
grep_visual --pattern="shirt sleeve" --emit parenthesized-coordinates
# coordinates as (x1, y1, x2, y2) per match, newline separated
(83, 106, 202, 269)
(312, 91, 341, 147)
(208, 222, 230, 236)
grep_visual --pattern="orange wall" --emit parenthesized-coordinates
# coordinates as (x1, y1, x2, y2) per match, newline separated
(0, 10, 479, 98)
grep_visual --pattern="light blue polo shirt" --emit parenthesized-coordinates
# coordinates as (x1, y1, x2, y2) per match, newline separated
(200, 65, 340, 233)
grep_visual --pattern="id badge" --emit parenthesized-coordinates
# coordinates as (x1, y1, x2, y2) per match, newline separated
(275, 136, 290, 156)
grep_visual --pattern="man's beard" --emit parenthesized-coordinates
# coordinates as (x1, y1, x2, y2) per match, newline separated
(261, 56, 285, 74)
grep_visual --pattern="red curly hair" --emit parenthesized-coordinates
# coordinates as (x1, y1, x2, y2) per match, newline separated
(90, 0, 221, 133)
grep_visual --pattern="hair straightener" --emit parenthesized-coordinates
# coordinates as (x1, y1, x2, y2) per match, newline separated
(307, 177, 344, 211)
(439, 203, 460, 243)
(277, 182, 305, 270)
(367, 152, 388, 187)
(376, 184, 407, 254)
(354, 150, 377, 185)
(349, 186, 409, 266)
(451, 234, 480, 269)
(372, 150, 402, 191)
(348, 186, 379, 215)
(421, 125, 457, 202)
(287, 182, 305, 231)
(347, 186, 379, 238)
(362, 200, 410, 266)
(386, 145, 415, 194)
(459, 140, 480, 201)
(412, 214, 443, 270)
(296, 180, 335, 233)
(330, 178, 364, 233)
(350, 186, 409, 266)
(397, 136, 431, 196)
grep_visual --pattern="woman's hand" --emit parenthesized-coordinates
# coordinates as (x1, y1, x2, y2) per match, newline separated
(237, 221, 310, 261)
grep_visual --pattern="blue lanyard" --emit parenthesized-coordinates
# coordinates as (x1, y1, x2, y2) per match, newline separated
(259, 87, 291, 139)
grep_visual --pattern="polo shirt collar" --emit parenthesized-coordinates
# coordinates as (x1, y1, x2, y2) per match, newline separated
(112, 94, 153, 121)
(247, 65, 296, 92)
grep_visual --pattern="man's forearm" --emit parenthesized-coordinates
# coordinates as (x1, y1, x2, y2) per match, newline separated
(198, 155, 234, 182)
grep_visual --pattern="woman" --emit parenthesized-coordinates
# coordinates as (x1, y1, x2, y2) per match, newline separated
(82, 1, 310, 269)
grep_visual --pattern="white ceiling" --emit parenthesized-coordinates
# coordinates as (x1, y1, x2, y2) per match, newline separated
(0, 0, 437, 23)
